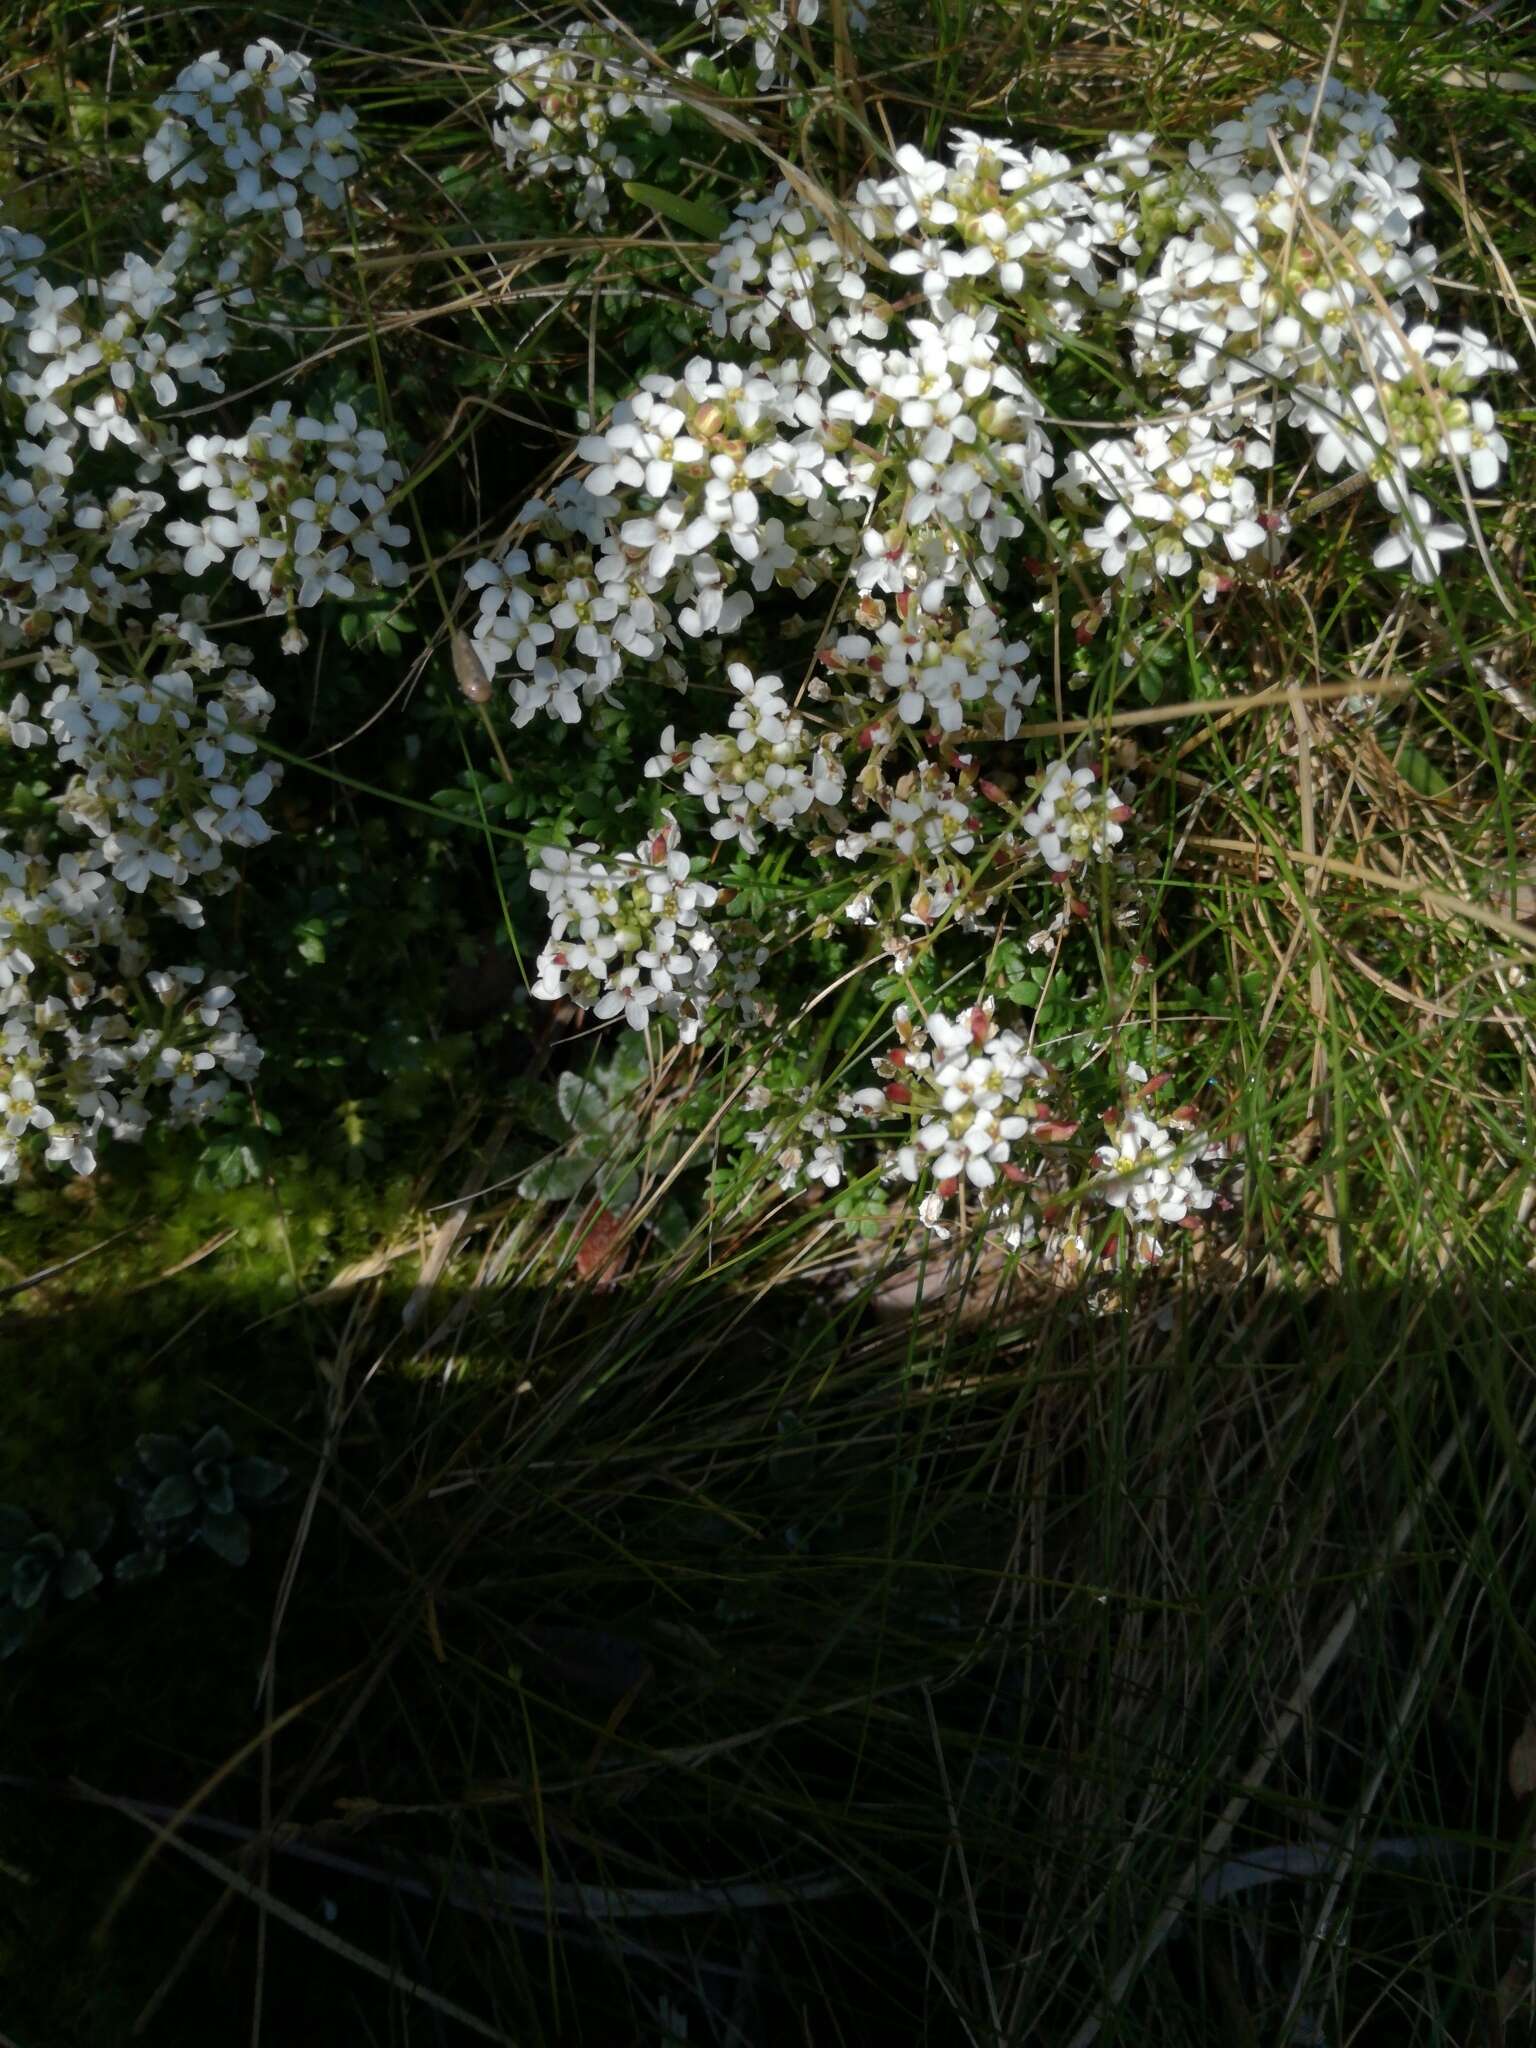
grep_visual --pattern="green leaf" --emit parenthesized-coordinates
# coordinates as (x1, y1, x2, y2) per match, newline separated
(621, 181, 728, 238)
(231, 1457, 289, 1504)
(1395, 743, 1450, 797)
(195, 1464, 235, 1518)
(57, 1550, 102, 1601)
(191, 1426, 234, 1464)
(557, 1072, 609, 1133)
(508, 1082, 572, 1144)
(593, 1158, 640, 1212)
(600, 1038, 650, 1100)
(518, 1150, 596, 1202)
(199, 1509, 252, 1568)
(115, 1547, 166, 1585)
(652, 1198, 691, 1251)
(147, 1473, 199, 1523)
(10, 1551, 53, 1611)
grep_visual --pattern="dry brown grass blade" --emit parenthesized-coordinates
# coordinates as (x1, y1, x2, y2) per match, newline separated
(1188, 837, 1536, 952)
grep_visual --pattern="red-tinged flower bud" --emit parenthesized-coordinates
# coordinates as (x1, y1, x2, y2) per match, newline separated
(896, 590, 911, 620)
(1002, 1162, 1027, 1184)
(979, 778, 1008, 805)
(1075, 621, 1096, 646)
(817, 647, 846, 670)
(1022, 556, 1047, 578)
(884, 1080, 912, 1105)
(1109, 803, 1133, 823)
(1133, 954, 1152, 972)
(1035, 1120, 1080, 1142)
(936, 1175, 959, 1199)
(969, 1006, 991, 1045)
(857, 724, 880, 750)
(1069, 898, 1090, 919)
(1142, 1071, 1172, 1094)
(887, 1046, 908, 1067)
(649, 832, 671, 864)
(1178, 1215, 1203, 1232)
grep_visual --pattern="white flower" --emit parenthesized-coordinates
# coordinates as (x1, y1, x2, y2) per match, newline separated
(1371, 493, 1464, 583)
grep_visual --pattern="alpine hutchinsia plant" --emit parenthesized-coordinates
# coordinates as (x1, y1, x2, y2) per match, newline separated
(1, 16, 1518, 1287)
(473, 24, 1515, 1270)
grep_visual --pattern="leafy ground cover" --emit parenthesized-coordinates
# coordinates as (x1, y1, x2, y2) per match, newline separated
(3, 0, 1536, 2041)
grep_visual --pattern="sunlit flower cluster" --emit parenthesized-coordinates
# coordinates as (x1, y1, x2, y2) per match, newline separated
(681, 0, 871, 89)
(168, 400, 409, 652)
(144, 39, 360, 278)
(1091, 1103, 1220, 1263)
(1120, 76, 1516, 588)
(1, 45, 408, 1188)
(491, 29, 676, 229)
(478, 55, 1516, 1269)
(530, 813, 721, 1042)
(647, 662, 846, 854)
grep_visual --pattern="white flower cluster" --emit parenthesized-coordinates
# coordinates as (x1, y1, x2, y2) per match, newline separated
(827, 1014, 1222, 1257)
(680, 0, 869, 90)
(1, 47, 402, 1189)
(1020, 760, 1130, 875)
(6, 227, 245, 478)
(794, 1002, 1053, 1245)
(1061, 413, 1278, 593)
(168, 400, 409, 653)
(870, 1006, 1049, 1193)
(1, 618, 272, 1186)
(43, 625, 279, 900)
(476, 63, 1512, 1262)
(491, 30, 675, 229)
(744, 1084, 852, 1191)
(531, 813, 720, 1042)
(698, 185, 889, 354)
(829, 594, 1039, 739)
(647, 663, 845, 854)
(1090, 76, 1517, 588)
(144, 39, 360, 279)
(1092, 1105, 1219, 1263)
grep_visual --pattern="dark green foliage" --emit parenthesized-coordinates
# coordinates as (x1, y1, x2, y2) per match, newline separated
(115, 1425, 290, 1579)
(0, 1502, 108, 1657)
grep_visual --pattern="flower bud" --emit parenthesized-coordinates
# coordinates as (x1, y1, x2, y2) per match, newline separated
(452, 631, 494, 704)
